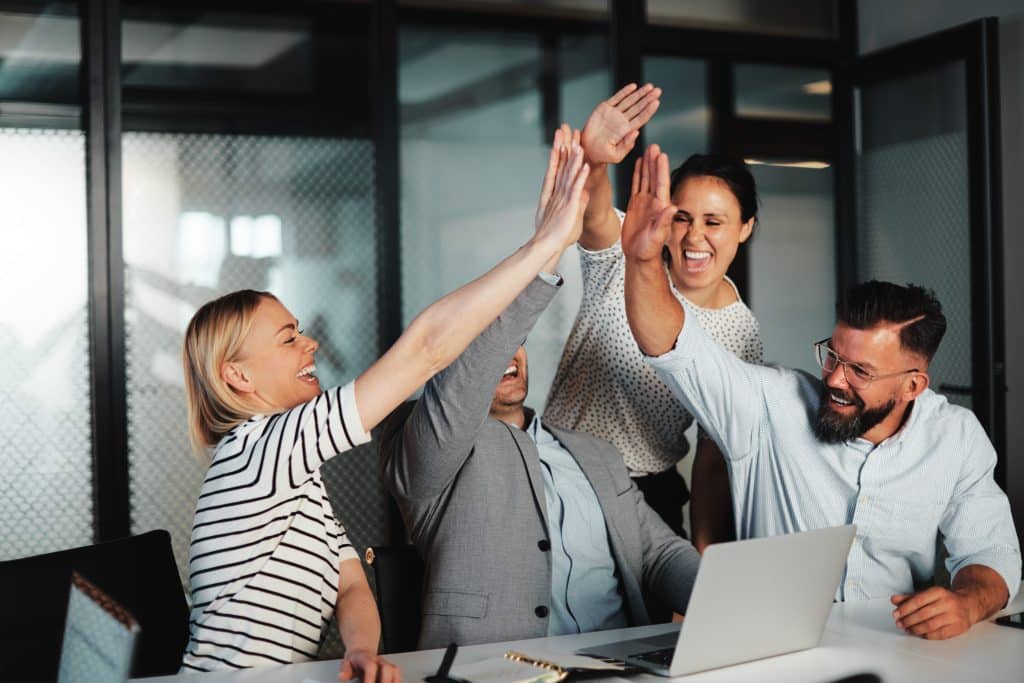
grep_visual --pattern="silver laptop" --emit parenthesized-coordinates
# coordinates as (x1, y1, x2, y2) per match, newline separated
(578, 525, 856, 677)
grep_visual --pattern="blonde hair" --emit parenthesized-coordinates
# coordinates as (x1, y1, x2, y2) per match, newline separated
(182, 289, 278, 458)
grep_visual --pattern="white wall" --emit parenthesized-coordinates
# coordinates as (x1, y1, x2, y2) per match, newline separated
(858, 0, 1024, 545)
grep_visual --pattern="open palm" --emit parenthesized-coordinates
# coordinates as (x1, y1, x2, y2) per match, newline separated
(621, 144, 675, 263)
(581, 83, 661, 165)
(535, 127, 591, 250)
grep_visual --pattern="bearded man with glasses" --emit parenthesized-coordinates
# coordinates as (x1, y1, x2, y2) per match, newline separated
(619, 156, 1019, 641)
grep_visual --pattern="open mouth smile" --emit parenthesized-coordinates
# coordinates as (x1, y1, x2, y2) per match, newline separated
(683, 249, 712, 273)
(297, 364, 318, 384)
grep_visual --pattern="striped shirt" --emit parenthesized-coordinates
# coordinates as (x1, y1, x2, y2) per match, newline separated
(181, 382, 370, 671)
(648, 304, 1021, 602)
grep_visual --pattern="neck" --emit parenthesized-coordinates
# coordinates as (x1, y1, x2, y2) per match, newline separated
(861, 400, 914, 445)
(491, 405, 528, 430)
(669, 269, 729, 309)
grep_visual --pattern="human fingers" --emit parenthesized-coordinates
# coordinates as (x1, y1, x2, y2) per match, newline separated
(655, 150, 671, 201)
(617, 82, 655, 112)
(378, 659, 401, 683)
(628, 96, 660, 130)
(631, 156, 642, 196)
(892, 587, 944, 623)
(623, 87, 661, 121)
(639, 147, 651, 195)
(360, 658, 379, 683)
(572, 128, 581, 148)
(607, 82, 639, 107)
(925, 623, 968, 640)
(560, 122, 573, 151)
(339, 658, 354, 681)
(906, 611, 958, 638)
(537, 130, 563, 215)
(890, 594, 911, 606)
(897, 599, 949, 629)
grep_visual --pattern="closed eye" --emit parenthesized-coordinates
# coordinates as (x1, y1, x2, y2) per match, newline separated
(283, 328, 304, 344)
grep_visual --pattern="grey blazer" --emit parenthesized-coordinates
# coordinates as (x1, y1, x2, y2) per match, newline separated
(378, 277, 700, 649)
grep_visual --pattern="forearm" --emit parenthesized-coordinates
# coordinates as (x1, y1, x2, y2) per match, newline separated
(689, 440, 735, 553)
(952, 564, 1010, 622)
(579, 163, 621, 251)
(336, 575, 382, 655)
(356, 235, 561, 431)
(624, 257, 683, 357)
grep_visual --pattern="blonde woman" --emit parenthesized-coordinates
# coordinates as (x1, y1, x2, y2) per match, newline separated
(179, 130, 590, 675)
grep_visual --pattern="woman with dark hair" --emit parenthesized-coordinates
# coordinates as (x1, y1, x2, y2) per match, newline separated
(544, 85, 763, 556)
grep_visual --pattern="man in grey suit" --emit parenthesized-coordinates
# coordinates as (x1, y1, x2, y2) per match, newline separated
(379, 274, 700, 649)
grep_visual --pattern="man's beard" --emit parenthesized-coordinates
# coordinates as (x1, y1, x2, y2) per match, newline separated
(813, 386, 896, 443)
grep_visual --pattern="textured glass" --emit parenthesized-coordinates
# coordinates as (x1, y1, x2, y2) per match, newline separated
(647, 0, 835, 38)
(0, 128, 93, 560)
(856, 61, 971, 409)
(122, 133, 383, 590)
(642, 56, 709, 167)
(747, 162, 835, 374)
(735, 64, 831, 121)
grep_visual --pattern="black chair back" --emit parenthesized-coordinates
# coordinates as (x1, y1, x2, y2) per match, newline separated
(0, 530, 189, 681)
(365, 544, 424, 654)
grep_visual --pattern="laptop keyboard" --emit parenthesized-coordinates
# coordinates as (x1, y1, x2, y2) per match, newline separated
(630, 647, 675, 668)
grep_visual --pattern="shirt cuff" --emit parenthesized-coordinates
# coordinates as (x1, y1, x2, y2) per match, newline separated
(538, 271, 563, 286)
(949, 550, 1023, 604)
(645, 301, 702, 370)
(340, 381, 372, 446)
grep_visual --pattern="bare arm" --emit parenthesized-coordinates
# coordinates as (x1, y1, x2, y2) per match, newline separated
(891, 564, 1009, 640)
(689, 439, 735, 553)
(622, 144, 684, 356)
(336, 560, 400, 683)
(576, 83, 661, 251)
(355, 129, 589, 431)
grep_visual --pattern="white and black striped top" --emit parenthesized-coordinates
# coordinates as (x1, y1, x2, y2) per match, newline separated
(181, 382, 370, 672)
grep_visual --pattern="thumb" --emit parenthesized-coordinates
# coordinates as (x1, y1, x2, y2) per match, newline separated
(616, 130, 640, 153)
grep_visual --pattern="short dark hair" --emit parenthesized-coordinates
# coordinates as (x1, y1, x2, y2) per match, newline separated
(837, 281, 947, 362)
(669, 154, 759, 226)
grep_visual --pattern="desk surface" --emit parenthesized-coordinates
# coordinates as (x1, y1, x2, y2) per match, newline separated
(138, 584, 1024, 683)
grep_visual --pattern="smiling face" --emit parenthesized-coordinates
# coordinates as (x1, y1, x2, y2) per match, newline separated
(813, 322, 928, 444)
(664, 175, 754, 305)
(222, 297, 321, 413)
(490, 346, 529, 417)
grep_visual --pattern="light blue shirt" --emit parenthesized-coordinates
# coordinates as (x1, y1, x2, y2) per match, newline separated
(648, 305, 1021, 602)
(525, 414, 629, 635)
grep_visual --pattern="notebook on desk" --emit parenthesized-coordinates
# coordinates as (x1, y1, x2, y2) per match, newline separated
(577, 525, 856, 677)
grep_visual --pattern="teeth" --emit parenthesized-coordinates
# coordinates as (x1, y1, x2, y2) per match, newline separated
(503, 365, 517, 377)
(830, 392, 852, 405)
(297, 364, 317, 378)
(684, 250, 710, 260)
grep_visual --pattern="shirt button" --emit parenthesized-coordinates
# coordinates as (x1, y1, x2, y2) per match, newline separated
(538, 539, 551, 552)
(535, 605, 549, 618)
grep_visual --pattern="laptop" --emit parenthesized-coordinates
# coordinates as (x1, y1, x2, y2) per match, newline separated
(578, 525, 856, 677)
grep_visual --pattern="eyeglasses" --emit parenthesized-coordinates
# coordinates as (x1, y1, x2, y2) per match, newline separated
(813, 338, 920, 389)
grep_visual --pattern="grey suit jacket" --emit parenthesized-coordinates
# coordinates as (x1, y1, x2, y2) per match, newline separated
(378, 277, 700, 649)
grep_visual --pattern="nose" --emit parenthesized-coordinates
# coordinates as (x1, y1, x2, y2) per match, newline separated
(682, 220, 706, 245)
(823, 363, 847, 389)
(303, 335, 318, 354)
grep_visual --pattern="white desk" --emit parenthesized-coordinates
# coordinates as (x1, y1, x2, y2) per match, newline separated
(137, 584, 1024, 683)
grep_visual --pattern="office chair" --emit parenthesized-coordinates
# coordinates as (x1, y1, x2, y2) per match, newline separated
(0, 530, 189, 681)
(365, 544, 424, 654)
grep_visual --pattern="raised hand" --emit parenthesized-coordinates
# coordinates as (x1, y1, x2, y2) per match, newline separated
(581, 83, 661, 166)
(621, 143, 675, 263)
(535, 127, 591, 252)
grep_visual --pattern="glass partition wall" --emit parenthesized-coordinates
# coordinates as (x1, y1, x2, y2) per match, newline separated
(0, 0, 845, 648)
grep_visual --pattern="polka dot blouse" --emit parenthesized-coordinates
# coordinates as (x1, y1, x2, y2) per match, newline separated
(544, 236, 763, 475)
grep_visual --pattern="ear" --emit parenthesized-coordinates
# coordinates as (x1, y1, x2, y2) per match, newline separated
(221, 361, 255, 395)
(903, 372, 930, 401)
(738, 216, 755, 244)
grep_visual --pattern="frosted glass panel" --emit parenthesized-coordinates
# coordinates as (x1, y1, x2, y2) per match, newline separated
(748, 162, 835, 374)
(122, 133, 383, 586)
(856, 61, 971, 408)
(0, 128, 92, 560)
